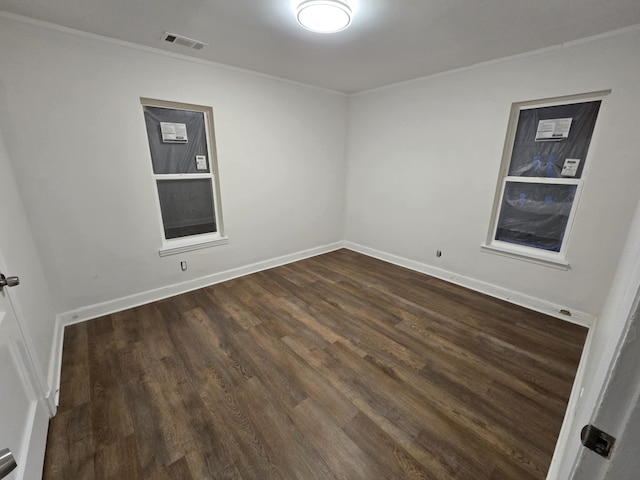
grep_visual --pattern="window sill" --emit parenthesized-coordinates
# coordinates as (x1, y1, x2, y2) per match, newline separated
(159, 235, 229, 257)
(480, 243, 570, 270)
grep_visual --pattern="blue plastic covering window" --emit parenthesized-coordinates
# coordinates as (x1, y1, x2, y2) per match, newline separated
(508, 101, 600, 179)
(144, 105, 217, 240)
(496, 182, 577, 252)
(495, 100, 600, 252)
(143, 106, 210, 174)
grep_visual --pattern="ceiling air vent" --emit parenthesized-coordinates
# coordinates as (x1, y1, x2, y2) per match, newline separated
(161, 32, 207, 50)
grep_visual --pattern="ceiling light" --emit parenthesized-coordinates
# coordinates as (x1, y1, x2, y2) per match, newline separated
(296, 1, 353, 34)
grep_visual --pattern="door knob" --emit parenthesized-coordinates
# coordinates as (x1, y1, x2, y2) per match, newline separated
(0, 274, 19, 292)
(0, 448, 16, 479)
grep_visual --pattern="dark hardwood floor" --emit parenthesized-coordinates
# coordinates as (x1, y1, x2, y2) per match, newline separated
(43, 249, 588, 479)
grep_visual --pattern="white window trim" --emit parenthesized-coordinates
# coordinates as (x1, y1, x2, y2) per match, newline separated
(158, 234, 229, 257)
(482, 90, 610, 267)
(480, 243, 571, 270)
(140, 97, 227, 257)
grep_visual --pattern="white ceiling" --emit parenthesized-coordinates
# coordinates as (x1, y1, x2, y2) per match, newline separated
(1, 0, 640, 93)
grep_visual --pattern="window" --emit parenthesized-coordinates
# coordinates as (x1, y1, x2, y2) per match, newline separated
(484, 91, 608, 268)
(141, 98, 226, 256)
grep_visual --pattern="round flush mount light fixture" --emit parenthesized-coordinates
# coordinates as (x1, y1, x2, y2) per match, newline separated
(296, 0, 353, 33)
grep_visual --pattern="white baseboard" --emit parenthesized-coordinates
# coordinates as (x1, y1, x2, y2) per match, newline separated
(344, 241, 596, 328)
(49, 241, 345, 403)
(50, 239, 595, 408)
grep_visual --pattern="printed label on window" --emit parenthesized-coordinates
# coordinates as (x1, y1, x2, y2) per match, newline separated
(561, 158, 581, 177)
(161, 122, 188, 143)
(535, 118, 573, 141)
(195, 155, 208, 170)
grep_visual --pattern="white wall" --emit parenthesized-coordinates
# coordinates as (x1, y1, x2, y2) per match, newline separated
(0, 15, 348, 316)
(344, 28, 640, 478)
(345, 29, 640, 317)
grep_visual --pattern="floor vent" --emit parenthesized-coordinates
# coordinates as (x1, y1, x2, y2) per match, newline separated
(161, 32, 207, 50)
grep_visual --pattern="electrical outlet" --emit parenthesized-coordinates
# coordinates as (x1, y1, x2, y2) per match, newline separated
(180, 261, 187, 271)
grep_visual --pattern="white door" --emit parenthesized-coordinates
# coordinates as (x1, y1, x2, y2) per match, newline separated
(0, 127, 56, 480)
(0, 282, 48, 480)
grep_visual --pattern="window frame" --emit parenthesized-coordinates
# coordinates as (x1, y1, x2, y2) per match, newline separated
(482, 91, 610, 269)
(140, 97, 227, 257)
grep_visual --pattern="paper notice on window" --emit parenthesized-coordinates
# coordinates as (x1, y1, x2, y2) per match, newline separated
(160, 122, 188, 143)
(195, 155, 208, 170)
(561, 158, 581, 177)
(535, 118, 573, 141)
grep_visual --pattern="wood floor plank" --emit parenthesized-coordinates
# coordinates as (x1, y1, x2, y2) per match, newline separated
(234, 377, 337, 480)
(86, 317, 133, 452)
(93, 435, 141, 480)
(56, 322, 91, 413)
(165, 457, 193, 479)
(43, 249, 587, 479)
(64, 402, 96, 480)
(320, 251, 585, 358)
(342, 411, 435, 480)
(42, 402, 95, 480)
(121, 376, 171, 477)
(395, 317, 571, 417)
(291, 398, 381, 479)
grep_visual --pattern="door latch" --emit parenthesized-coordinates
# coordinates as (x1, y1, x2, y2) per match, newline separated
(0, 448, 17, 479)
(0, 273, 20, 292)
(581, 424, 616, 458)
